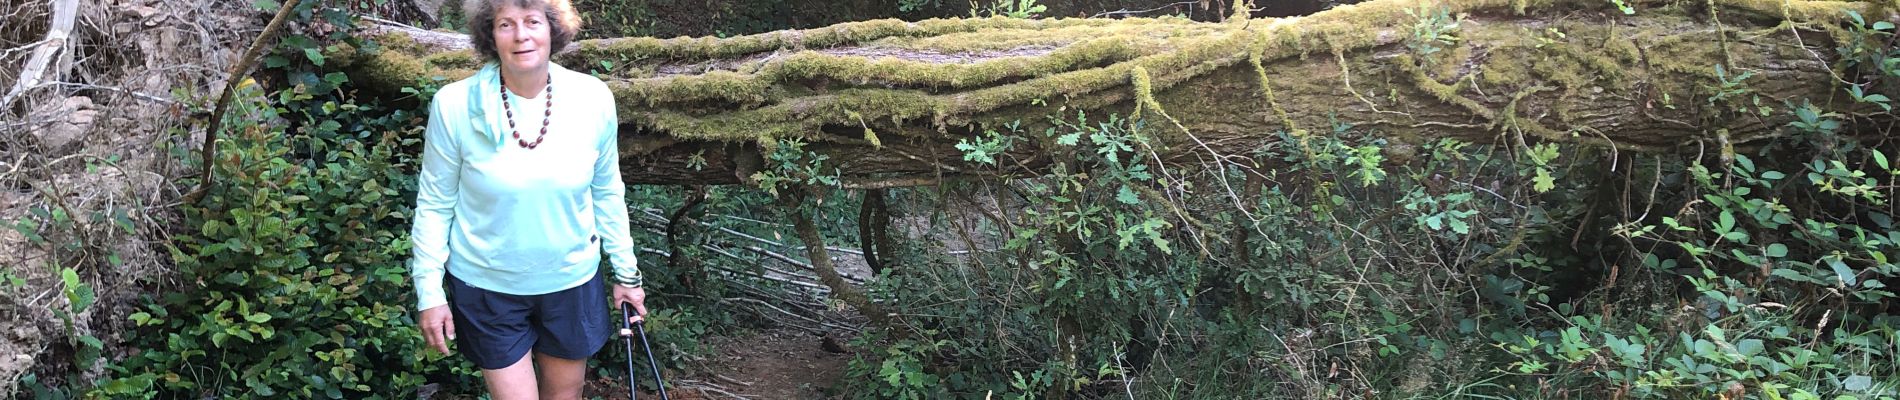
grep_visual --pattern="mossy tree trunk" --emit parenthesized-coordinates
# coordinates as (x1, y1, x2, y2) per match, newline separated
(343, 0, 1885, 186)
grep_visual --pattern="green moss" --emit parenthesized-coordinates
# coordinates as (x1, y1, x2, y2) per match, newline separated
(1249, 50, 1298, 132)
(636, 88, 936, 141)
(1131, 65, 1157, 121)
(610, 71, 783, 107)
(344, 0, 1871, 151)
(422, 51, 481, 71)
(887, 32, 1081, 53)
(1399, 54, 1494, 121)
(1496, 84, 1553, 133)
(1722, 0, 1878, 22)
(562, 16, 1133, 64)
(761, 36, 1144, 89)
(1480, 53, 1532, 89)
(1547, 43, 1626, 88)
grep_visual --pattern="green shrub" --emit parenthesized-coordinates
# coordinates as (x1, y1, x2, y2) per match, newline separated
(91, 72, 485, 397)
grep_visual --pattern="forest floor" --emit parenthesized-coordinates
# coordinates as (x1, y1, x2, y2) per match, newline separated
(586, 326, 856, 400)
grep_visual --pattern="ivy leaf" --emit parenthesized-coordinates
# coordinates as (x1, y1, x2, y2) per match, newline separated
(304, 48, 326, 66)
(1843, 375, 1872, 391)
(1447, 217, 1471, 235)
(1533, 168, 1556, 193)
(1828, 257, 1858, 286)
(78, 335, 103, 351)
(1765, 243, 1788, 258)
(62, 268, 95, 313)
(1056, 132, 1081, 146)
(1115, 185, 1140, 205)
(1735, 339, 1764, 356)
(322, 72, 350, 87)
(1772, 268, 1824, 284)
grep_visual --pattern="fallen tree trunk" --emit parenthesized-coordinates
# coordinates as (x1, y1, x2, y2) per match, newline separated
(337, 0, 1888, 186)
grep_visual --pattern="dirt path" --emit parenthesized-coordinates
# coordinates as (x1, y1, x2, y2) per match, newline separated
(588, 327, 854, 399)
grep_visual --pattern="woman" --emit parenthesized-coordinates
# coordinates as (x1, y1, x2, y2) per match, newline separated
(409, 0, 648, 398)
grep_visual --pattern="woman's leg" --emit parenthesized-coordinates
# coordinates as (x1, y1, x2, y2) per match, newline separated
(449, 273, 543, 399)
(527, 275, 609, 400)
(482, 352, 540, 400)
(534, 352, 588, 400)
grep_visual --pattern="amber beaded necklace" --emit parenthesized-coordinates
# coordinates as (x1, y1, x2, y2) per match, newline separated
(500, 73, 552, 149)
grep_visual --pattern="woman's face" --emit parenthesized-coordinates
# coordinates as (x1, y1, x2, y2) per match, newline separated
(491, 3, 551, 76)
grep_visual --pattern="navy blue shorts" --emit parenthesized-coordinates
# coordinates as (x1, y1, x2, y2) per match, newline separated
(447, 272, 610, 370)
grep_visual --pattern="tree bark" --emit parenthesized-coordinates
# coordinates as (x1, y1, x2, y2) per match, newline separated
(339, 0, 1887, 186)
(785, 189, 884, 321)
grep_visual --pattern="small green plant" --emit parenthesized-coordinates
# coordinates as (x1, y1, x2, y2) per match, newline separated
(970, 0, 1046, 19)
(955, 122, 1019, 165)
(750, 138, 841, 197)
(55, 266, 102, 375)
(1403, 5, 1461, 59)
(1609, 0, 1636, 14)
(896, 0, 942, 12)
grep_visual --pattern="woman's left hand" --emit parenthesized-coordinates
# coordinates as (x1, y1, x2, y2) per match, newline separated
(612, 284, 648, 324)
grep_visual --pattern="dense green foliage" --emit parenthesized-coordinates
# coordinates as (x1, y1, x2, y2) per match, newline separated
(838, 106, 1899, 399)
(22, 1, 1900, 399)
(830, 11, 1900, 400)
(71, 5, 467, 398)
(89, 64, 461, 400)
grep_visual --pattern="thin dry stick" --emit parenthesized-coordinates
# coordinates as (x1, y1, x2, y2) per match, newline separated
(182, 0, 303, 204)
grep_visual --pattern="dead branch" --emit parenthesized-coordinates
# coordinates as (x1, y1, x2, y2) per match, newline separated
(31, 82, 182, 106)
(181, 0, 303, 204)
(1, 0, 79, 110)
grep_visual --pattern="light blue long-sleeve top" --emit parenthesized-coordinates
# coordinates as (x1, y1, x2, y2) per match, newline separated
(409, 62, 641, 311)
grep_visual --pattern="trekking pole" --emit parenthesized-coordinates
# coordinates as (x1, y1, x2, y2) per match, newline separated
(618, 304, 640, 400)
(621, 304, 670, 400)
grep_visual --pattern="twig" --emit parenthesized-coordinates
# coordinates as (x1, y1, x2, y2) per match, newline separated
(1093, 1, 1202, 18)
(711, 245, 821, 282)
(701, 257, 830, 292)
(30, 81, 183, 106)
(0, 39, 53, 58)
(181, 0, 303, 204)
(643, 207, 867, 256)
(842, 176, 945, 190)
(1451, 179, 1528, 210)
(354, 14, 421, 31)
(722, 297, 824, 326)
(676, 379, 756, 400)
(740, 245, 866, 283)
(710, 373, 754, 387)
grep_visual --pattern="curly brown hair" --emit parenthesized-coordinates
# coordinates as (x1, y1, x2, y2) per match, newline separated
(463, 0, 581, 64)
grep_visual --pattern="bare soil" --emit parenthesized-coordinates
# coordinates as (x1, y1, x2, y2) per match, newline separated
(587, 326, 856, 400)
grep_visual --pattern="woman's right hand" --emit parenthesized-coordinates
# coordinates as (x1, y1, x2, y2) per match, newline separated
(419, 305, 456, 354)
